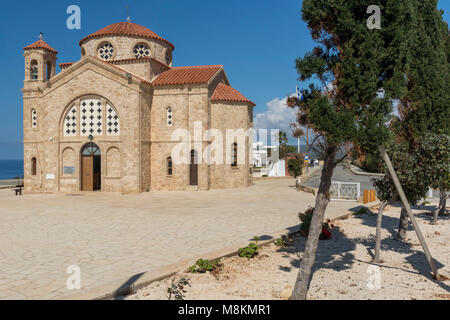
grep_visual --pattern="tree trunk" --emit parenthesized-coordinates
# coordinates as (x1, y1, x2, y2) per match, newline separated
(374, 201, 388, 263)
(433, 190, 447, 224)
(291, 145, 337, 300)
(397, 207, 409, 240)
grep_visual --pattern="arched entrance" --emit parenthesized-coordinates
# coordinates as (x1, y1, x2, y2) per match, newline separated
(190, 150, 198, 186)
(81, 143, 101, 191)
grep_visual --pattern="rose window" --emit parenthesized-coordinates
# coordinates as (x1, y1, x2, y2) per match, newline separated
(134, 43, 151, 58)
(98, 42, 115, 60)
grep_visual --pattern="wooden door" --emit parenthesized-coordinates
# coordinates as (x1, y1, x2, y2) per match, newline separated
(190, 150, 198, 186)
(82, 156, 94, 191)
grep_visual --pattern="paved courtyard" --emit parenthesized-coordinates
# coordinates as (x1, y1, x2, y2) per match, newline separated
(0, 179, 362, 299)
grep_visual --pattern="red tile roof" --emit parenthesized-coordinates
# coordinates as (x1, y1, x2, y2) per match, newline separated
(79, 22, 175, 50)
(211, 83, 255, 106)
(152, 65, 222, 86)
(24, 40, 58, 54)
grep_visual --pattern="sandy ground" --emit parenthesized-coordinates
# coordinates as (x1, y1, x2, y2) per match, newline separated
(125, 205, 450, 300)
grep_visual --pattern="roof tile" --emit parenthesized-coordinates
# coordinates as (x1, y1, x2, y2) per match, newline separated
(211, 83, 255, 106)
(24, 40, 58, 54)
(152, 65, 222, 86)
(79, 22, 174, 50)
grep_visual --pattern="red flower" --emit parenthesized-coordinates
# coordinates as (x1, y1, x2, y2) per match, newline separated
(321, 227, 332, 239)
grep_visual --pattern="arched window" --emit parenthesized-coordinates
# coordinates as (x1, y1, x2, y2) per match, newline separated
(231, 143, 238, 167)
(31, 109, 37, 128)
(167, 107, 173, 127)
(63, 97, 120, 137)
(167, 157, 173, 176)
(30, 60, 38, 80)
(81, 143, 101, 156)
(31, 157, 37, 176)
(46, 61, 52, 81)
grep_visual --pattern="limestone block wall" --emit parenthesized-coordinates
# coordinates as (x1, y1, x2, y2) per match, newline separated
(23, 61, 144, 193)
(150, 85, 211, 191)
(210, 101, 253, 189)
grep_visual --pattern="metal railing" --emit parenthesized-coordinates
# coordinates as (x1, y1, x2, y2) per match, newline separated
(330, 181, 360, 201)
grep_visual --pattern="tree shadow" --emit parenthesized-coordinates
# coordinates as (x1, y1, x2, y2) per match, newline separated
(351, 209, 450, 292)
(112, 272, 145, 300)
(279, 207, 450, 294)
(276, 226, 358, 274)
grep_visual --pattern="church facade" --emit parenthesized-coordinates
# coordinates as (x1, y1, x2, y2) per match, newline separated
(22, 21, 255, 193)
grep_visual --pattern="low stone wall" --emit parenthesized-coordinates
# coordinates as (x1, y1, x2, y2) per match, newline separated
(296, 181, 318, 196)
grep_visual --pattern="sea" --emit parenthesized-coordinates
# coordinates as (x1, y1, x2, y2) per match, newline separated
(0, 160, 24, 180)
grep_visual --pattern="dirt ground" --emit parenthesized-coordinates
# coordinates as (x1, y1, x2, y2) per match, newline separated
(125, 204, 450, 300)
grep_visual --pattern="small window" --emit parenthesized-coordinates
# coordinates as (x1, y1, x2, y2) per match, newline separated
(30, 60, 38, 80)
(46, 61, 52, 80)
(167, 107, 173, 126)
(98, 42, 114, 60)
(165, 51, 172, 66)
(167, 157, 173, 176)
(31, 157, 37, 176)
(232, 143, 238, 167)
(134, 43, 151, 58)
(31, 109, 37, 128)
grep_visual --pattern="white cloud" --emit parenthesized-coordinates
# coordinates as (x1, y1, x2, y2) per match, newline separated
(254, 97, 297, 134)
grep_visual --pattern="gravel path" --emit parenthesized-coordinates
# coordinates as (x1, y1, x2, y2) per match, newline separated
(126, 205, 449, 300)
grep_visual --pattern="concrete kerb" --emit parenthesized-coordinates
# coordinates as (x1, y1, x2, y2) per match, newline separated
(60, 200, 380, 300)
(348, 164, 384, 178)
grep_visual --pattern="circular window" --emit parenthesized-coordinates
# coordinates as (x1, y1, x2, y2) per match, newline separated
(134, 43, 151, 58)
(98, 42, 115, 60)
(165, 51, 172, 65)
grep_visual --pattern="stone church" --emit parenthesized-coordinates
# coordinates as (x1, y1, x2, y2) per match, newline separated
(22, 21, 255, 193)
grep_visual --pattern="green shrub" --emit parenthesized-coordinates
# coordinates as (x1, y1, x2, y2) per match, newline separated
(275, 237, 288, 247)
(238, 242, 258, 258)
(167, 277, 190, 300)
(287, 155, 304, 178)
(188, 259, 221, 273)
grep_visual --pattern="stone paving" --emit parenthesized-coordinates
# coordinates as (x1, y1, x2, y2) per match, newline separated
(0, 179, 362, 299)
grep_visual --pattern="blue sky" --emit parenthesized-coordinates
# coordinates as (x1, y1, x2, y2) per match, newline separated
(0, 0, 448, 159)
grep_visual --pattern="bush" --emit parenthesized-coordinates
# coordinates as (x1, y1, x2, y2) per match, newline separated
(188, 259, 221, 273)
(287, 156, 304, 178)
(298, 207, 333, 239)
(275, 237, 288, 247)
(238, 243, 258, 258)
(238, 237, 260, 258)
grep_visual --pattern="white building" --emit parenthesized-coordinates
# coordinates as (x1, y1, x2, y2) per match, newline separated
(252, 142, 285, 177)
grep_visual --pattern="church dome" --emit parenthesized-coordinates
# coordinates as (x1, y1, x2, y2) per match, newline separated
(79, 22, 175, 50)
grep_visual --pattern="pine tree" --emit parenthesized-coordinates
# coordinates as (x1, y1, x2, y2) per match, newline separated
(390, 0, 449, 233)
(288, 0, 412, 299)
